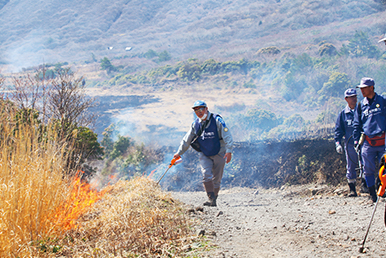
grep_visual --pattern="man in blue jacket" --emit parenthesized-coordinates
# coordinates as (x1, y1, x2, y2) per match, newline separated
(335, 88, 361, 197)
(353, 78, 386, 202)
(174, 100, 233, 207)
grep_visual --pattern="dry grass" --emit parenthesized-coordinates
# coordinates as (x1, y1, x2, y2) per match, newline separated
(51, 177, 204, 257)
(0, 103, 73, 257)
(0, 102, 205, 257)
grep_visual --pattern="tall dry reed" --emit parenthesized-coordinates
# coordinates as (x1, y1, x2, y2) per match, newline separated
(0, 103, 73, 257)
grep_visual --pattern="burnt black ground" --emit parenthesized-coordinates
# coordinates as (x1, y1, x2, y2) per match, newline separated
(171, 184, 386, 258)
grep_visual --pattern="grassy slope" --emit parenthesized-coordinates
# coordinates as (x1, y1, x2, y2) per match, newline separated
(0, 0, 385, 70)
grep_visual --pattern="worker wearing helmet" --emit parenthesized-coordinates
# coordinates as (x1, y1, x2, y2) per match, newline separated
(174, 100, 233, 207)
(335, 88, 368, 197)
(353, 78, 386, 203)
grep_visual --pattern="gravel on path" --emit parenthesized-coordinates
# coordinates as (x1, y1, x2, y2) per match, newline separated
(171, 185, 386, 257)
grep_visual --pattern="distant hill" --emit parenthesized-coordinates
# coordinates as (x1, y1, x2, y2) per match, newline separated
(0, 0, 385, 71)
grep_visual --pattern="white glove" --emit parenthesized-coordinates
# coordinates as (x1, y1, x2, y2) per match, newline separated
(335, 142, 343, 154)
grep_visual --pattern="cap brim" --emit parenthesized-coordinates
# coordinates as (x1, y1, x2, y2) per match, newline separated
(357, 84, 373, 88)
(378, 37, 386, 43)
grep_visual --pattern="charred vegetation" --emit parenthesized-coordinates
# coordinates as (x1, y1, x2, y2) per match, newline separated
(160, 137, 346, 191)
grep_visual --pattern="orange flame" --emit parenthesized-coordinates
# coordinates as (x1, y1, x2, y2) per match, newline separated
(148, 168, 157, 179)
(52, 171, 107, 231)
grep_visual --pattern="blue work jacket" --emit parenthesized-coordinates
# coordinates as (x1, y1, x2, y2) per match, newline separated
(353, 93, 386, 142)
(334, 105, 356, 145)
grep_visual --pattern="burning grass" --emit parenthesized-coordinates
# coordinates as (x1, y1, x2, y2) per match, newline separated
(0, 102, 207, 257)
(47, 176, 205, 257)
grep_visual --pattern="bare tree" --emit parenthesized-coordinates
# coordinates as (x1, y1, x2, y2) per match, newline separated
(46, 68, 95, 132)
(9, 69, 50, 121)
(8, 67, 95, 129)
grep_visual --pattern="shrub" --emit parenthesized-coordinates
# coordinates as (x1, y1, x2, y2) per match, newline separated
(144, 49, 158, 59)
(100, 57, 116, 73)
(318, 72, 350, 98)
(319, 43, 338, 56)
(242, 108, 279, 132)
(257, 46, 281, 55)
(158, 50, 171, 62)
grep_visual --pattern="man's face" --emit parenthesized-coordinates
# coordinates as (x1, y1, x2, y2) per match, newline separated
(193, 106, 208, 119)
(360, 86, 374, 98)
(345, 95, 357, 107)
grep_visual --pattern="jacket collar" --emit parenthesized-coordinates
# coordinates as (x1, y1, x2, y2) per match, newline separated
(363, 93, 378, 106)
(344, 105, 354, 113)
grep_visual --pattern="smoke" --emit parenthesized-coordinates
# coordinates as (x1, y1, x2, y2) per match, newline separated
(113, 107, 185, 147)
(88, 105, 189, 190)
(3, 29, 60, 73)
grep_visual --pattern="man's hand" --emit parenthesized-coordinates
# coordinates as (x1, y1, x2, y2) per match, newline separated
(335, 142, 343, 154)
(174, 153, 181, 159)
(224, 152, 232, 163)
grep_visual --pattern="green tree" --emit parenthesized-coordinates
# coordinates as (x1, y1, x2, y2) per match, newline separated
(318, 72, 350, 98)
(291, 53, 313, 71)
(110, 135, 132, 160)
(74, 126, 104, 162)
(243, 109, 279, 132)
(347, 31, 380, 58)
(158, 50, 171, 62)
(101, 124, 115, 154)
(144, 49, 158, 59)
(100, 57, 116, 73)
(283, 114, 305, 128)
(201, 59, 221, 75)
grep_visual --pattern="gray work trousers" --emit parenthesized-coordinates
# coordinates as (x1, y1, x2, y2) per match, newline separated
(199, 151, 226, 189)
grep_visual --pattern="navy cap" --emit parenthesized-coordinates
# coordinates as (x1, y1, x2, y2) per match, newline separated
(192, 100, 207, 109)
(357, 77, 375, 88)
(344, 88, 357, 98)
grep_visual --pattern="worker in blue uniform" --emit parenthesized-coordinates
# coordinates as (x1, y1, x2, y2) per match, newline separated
(335, 88, 363, 197)
(353, 78, 386, 202)
(174, 100, 233, 207)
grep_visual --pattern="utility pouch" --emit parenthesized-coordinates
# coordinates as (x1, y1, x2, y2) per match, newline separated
(365, 133, 386, 147)
(190, 137, 201, 152)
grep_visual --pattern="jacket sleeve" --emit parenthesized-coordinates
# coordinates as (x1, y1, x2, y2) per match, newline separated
(334, 111, 344, 144)
(216, 116, 233, 153)
(176, 124, 195, 156)
(353, 103, 362, 143)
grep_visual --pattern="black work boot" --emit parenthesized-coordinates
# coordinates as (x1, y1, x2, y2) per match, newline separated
(360, 178, 369, 194)
(369, 185, 378, 203)
(203, 192, 217, 207)
(348, 183, 357, 197)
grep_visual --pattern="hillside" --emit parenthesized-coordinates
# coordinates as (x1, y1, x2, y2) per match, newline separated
(0, 0, 385, 72)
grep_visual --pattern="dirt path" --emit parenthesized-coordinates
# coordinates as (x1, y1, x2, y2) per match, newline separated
(171, 185, 386, 258)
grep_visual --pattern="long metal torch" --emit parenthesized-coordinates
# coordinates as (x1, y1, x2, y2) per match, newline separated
(156, 157, 182, 184)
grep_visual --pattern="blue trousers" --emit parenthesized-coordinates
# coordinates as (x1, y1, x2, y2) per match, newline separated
(345, 143, 358, 180)
(361, 141, 385, 188)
